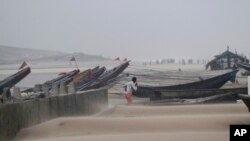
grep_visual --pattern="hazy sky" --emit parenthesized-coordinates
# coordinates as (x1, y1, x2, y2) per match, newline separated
(1, 0, 250, 61)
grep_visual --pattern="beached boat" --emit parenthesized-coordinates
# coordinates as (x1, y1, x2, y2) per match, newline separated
(71, 69, 92, 84)
(241, 71, 250, 76)
(150, 87, 247, 101)
(148, 92, 241, 105)
(237, 62, 250, 71)
(44, 69, 80, 89)
(77, 61, 130, 91)
(75, 66, 106, 90)
(134, 70, 239, 97)
(237, 62, 250, 76)
(71, 66, 101, 84)
(238, 94, 250, 112)
(0, 67, 31, 94)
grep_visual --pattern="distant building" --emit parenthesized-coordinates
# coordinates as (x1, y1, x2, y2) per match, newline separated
(206, 47, 249, 70)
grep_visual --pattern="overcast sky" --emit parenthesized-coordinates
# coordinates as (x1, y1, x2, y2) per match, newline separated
(1, 0, 250, 61)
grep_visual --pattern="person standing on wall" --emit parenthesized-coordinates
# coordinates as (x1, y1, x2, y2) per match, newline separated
(124, 77, 138, 105)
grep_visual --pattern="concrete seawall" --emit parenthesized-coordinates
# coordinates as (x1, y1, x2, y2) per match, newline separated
(0, 88, 108, 140)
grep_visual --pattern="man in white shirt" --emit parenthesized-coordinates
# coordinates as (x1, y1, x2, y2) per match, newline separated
(125, 77, 138, 104)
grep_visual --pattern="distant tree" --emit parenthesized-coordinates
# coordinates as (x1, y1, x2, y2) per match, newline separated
(196, 59, 200, 64)
(188, 59, 193, 64)
(156, 60, 160, 64)
(182, 59, 186, 65)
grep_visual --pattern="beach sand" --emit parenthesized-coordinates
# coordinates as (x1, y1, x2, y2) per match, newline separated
(14, 101, 250, 141)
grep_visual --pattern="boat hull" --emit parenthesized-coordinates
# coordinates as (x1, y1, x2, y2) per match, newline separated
(237, 63, 250, 71)
(135, 70, 239, 97)
(151, 87, 247, 100)
(238, 94, 250, 112)
(78, 61, 129, 91)
(0, 67, 31, 94)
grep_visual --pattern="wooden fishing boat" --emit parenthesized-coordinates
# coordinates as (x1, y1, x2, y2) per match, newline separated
(241, 71, 250, 76)
(75, 66, 106, 90)
(71, 66, 100, 84)
(238, 94, 250, 112)
(135, 70, 239, 97)
(44, 69, 79, 89)
(148, 92, 241, 105)
(0, 67, 31, 94)
(150, 87, 247, 100)
(237, 62, 250, 71)
(78, 61, 130, 91)
(71, 69, 92, 84)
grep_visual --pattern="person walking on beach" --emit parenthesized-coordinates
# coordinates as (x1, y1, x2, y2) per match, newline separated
(124, 77, 138, 105)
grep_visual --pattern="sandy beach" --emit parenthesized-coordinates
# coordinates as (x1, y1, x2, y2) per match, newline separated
(0, 63, 248, 141)
(14, 101, 250, 141)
